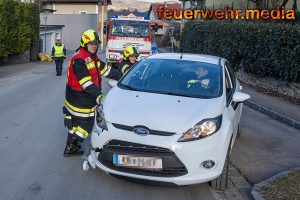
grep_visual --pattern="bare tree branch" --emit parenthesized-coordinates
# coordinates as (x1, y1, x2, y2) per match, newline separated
(281, 0, 290, 7)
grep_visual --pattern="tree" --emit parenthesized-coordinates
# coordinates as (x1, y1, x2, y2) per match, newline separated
(270, 0, 282, 8)
(31, 0, 52, 13)
(281, 0, 290, 7)
(247, 0, 290, 9)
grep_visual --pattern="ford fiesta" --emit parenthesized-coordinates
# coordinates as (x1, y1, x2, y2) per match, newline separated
(85, 53, 250, 190)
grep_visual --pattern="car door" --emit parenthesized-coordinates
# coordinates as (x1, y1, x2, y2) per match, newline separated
(226, 62, 243, 130)
(224, 61, 239, 147)
(224, 61, 238, 146)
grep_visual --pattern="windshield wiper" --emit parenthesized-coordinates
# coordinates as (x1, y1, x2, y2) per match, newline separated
(135, 32, 145, 38)
(119, 83, 139, 91)
(165, 92, 197, 98)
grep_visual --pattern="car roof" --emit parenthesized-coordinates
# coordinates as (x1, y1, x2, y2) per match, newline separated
(147, 53, 222, 65)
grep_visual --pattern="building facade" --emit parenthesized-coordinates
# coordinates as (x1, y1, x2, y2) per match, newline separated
(40, 0, 112, 51)
(39, 25, 64, 54)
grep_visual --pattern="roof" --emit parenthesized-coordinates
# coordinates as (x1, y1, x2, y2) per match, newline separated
(147, 3, 181, 20)
(40, 25, 65, 31)
(40, 0, 112, 5)
(41, 8, 57, 13)
(147, 53, 221, 65)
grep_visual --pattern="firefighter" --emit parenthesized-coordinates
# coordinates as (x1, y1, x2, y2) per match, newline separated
(187, 66, 219, 96)
(187, 66, 210, 89)
(63, 29, 122, 157)
(118, 45, 140, 75)
(51, 38, 66, 76)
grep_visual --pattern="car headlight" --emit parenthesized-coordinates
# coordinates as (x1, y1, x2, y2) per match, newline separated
(178, 115, 222, 142)
(96, 104, 108, 131)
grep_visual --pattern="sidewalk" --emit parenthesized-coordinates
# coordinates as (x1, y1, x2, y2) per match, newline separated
(241, 83, 300, 130)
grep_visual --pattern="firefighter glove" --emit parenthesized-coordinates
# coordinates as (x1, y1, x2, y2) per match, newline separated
(96, 93, 105, 104)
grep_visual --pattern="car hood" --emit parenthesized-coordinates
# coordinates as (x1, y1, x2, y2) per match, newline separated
(103, 87, 225, 134)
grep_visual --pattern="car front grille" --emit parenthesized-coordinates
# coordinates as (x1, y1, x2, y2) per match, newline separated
(112, 123, 176, 136)
(98, 140, 188, 177)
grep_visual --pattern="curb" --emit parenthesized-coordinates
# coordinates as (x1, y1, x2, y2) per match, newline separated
(251, 167, 300, 200)
(244, 100, 300, 131)
(212, 163, 253, 200)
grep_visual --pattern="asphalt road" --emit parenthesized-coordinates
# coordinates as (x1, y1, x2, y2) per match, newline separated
(230, 106, 300, 184)
(0, 57, 219, 200)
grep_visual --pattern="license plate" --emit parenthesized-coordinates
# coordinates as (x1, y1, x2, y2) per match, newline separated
(113, 154, 163, 170)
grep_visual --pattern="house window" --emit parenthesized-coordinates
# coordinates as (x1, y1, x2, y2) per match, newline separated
(79, 11, 87, 14)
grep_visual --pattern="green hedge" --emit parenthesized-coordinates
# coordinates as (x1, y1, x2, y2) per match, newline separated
(0, 0, 39, 60)
(181, 21, 300, 82)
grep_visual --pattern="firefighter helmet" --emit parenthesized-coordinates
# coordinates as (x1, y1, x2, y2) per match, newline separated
(123, 45, 139, 60)
(80, 29, 101, 47)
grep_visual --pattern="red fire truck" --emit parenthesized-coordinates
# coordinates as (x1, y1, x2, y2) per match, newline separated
(106, 14, 152, 65)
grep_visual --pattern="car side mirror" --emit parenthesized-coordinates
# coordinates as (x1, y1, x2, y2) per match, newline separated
(108, 79, 118, 87)
(231, 92, 250, 110)
(233, 92, 250, 103)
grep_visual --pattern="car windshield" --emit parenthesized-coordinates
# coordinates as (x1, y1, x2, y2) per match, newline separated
(119, 58, 222, 98)
(112, 20, 150, 38)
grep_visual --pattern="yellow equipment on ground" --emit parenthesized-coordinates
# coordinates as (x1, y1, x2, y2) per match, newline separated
(38, 53, 53, 62)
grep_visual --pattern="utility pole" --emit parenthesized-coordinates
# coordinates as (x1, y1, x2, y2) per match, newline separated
(44, 15, 47, 52)
(98, 0, 106, 51)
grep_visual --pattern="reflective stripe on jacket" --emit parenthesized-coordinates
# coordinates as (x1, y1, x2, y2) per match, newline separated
(67, 48, 101, 92)
(54, 45, 64, 57)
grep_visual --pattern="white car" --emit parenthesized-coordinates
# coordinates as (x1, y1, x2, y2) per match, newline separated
(85, 53, 250, 190)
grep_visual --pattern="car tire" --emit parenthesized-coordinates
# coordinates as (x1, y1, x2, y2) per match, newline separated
(210, 146, 229, 191)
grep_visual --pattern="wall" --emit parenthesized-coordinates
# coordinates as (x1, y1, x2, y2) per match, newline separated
(0, 50, 30, 65)
(39, 29, 62, 54)
(52, 3, 97, 14)
(41, 14, 98, 51)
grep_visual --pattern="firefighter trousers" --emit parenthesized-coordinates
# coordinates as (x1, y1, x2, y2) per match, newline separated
(55, 57, 64, 75)
(67, 116, 94, 141)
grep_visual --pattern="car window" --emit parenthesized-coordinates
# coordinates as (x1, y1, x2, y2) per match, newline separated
(225, 62, 236, 90)
(224, 64, 234, 105)
(112, 20, 150, 38)
(119, 59, 222, 99)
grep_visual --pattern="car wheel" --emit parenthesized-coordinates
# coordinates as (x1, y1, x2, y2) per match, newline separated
(237, 125, 241, 138)
(210, 147, 229, 191)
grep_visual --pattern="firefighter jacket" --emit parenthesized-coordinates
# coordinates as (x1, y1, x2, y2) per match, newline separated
(118, 60, 135, 75)
(52, 44, 66, 58)
(65, 47, 121, 118)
